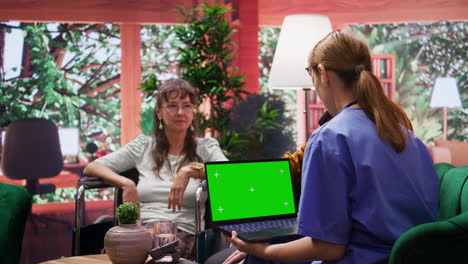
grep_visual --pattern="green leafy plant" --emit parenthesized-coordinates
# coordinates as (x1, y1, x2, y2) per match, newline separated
(230, 94, 295, 160)
(173, 1, 248, 155)
(116, 202, 140, 225)
(0, 22, 122, 150)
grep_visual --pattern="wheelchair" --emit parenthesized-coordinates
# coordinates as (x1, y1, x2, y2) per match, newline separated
(73, 168, 228, 263)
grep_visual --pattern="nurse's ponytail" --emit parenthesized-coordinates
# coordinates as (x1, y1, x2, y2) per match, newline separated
(354, 66, 413, 152)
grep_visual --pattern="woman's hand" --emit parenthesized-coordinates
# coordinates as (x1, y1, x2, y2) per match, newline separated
(223, 249, 247, 264)
(121, 179, 140, 207)
(227, 231, 270, 259)
(168, 166, 192, 211)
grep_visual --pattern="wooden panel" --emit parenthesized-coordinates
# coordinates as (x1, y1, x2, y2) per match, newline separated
(0, 0, 194, 24)
(0, 0, 466, 28)
(120, 24, 142, 145)
(0, 0, 466, 26)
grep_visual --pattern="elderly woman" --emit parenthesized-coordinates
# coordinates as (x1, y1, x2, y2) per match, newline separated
(83, 78, 227, 259)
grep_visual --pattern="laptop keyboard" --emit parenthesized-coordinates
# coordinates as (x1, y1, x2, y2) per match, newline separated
(222, 219, 297, 233)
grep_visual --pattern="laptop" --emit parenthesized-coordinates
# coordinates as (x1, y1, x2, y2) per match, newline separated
(205, 159, 298, 242)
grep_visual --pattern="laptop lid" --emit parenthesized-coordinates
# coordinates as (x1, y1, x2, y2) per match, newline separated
(205, 159, 297, 226)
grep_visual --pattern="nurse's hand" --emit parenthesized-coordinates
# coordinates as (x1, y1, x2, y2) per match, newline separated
(227, 231, 270, 258)
(223, 249, 247, 264)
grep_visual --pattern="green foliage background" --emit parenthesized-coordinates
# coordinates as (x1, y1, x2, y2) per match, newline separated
(350, 22, 467, 142)
(0, 22, 122, 152)
(1, 20, 466, 203)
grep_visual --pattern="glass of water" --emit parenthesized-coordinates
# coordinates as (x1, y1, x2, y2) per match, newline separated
(154, 220, 178, 248)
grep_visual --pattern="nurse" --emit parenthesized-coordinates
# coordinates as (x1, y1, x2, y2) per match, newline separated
(226, 30, 439, 263)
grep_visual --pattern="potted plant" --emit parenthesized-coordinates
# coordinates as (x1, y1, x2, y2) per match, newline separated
(104, 202, 152, 264)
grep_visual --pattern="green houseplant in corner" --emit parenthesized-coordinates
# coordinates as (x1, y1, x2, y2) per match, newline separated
(172, 1, 248, 157)
(104, 202, 152, 264)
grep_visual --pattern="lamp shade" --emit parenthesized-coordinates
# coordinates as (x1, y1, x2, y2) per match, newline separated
(268, 15, 332, 90)
(58, 127, 80, 155)
(429, 77, 462, 108)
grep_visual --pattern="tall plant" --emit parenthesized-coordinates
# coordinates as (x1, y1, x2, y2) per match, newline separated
(173, 1, 247, 153)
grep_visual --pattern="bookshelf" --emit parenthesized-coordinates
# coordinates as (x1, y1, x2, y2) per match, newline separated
(305, 54, 396, 133)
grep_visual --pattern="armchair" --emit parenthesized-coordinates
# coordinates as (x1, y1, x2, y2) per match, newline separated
(1, 118, 65, 231)
(0, 182, 31, 264)
(389, 164, 468, 263)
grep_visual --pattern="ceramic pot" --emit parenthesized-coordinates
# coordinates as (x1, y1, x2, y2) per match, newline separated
(104, 224, 152, 264)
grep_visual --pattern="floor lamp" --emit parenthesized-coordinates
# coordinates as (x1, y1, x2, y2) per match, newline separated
(267, 15, 332, 146)
(429, 77, 462, 140)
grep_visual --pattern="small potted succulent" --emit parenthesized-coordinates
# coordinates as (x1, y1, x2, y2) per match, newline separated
(104, 202, 152, 264)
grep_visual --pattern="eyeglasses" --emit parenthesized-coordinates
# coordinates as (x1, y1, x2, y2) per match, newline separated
(306, 65, 318, 84)
(305, 66, 312, 76)
(305, 65, 319, 77)
(163, 103, 195, 114)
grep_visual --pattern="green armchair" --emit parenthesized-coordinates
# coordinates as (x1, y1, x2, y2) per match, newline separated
(0, 182, 31, 264)
(389, 164, 468, 263)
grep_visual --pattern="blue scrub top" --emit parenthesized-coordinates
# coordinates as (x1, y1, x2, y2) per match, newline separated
(298, 108, 439, 263)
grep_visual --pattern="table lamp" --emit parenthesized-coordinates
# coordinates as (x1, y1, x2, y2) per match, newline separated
(429, 77, 462, 140)
(267, 15, 332, 145)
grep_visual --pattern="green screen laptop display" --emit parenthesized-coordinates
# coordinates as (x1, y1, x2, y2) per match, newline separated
(206, 159, 296, 222)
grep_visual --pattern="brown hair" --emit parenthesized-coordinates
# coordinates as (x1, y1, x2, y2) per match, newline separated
(309, 30, 413, 152)
(152, 79, 201, 175)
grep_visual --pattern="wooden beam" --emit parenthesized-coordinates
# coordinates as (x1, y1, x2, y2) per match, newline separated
(232, 0, 260, 94)
(0, 0, 465, 27)
(120, 24, 142, 145)
(258, 0, 468, 27)
(0, 0, 193, 24)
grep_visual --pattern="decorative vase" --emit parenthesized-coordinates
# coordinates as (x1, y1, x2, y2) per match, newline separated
(104, 224, 153, 264)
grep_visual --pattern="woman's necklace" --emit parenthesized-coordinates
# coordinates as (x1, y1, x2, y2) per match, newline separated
(167, 155, 182, 182)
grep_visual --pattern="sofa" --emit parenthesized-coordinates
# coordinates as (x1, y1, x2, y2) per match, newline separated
(0, 182, 31, 264)
(389, 164, 468, 263)
(427, 140, 468, 167)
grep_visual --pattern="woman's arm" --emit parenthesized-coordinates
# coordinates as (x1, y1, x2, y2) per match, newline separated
(229, 231, 345, 262)
(169, 136, 227, 211)
(83, 161, 140, 206)
(82, 135, 147, 206)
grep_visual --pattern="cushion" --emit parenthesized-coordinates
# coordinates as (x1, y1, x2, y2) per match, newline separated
(459, 167, 468, 214)
(439, 166, 468, 221)
(427, 146, 451, 164)
(434, 140, 468, 167)
(434, 162, 455, 182)
(389, 213, 468, 264)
